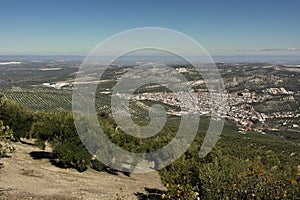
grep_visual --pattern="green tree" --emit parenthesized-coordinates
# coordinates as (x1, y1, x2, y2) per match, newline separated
(0, 94, 33, 140)
(0, 120, 15, 159)
(32, 111, 96, 172)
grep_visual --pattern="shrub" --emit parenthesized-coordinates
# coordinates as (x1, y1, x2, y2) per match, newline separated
(0, 120, 15, 158)
(0, 94, 33, 140)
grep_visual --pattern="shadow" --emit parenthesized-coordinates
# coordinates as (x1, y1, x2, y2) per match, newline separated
(104, 167, 131, 177)
(103, 168, 119, 175)
(50, 159, 73, 169)
(28, 151, 132, 176)
(29, 151, 53, 160)
(135, 187, 165, 200)
(0, 187, 12, 195)
(122, 171, 131, 177)
(20, 139, 36, 146)
(29, 150, 74, 169)
(0, 154, 12, 159)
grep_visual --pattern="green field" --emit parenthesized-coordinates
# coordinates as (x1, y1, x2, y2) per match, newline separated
(1, 88, 72, 111)
(0, 88, 179, 118)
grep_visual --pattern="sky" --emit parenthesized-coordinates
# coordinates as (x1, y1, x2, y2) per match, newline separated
(1, 0, 300, 56)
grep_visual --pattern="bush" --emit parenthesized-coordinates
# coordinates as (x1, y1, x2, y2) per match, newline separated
(0, 120, 15, 158)
(52, 139, 92, 172)
(159, 145, 300, 199)
(91, 159, 106, 171)
(0, 94, 33, 140)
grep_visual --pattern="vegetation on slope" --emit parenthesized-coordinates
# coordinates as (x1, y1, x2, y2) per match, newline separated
(0, 94, 300, 199)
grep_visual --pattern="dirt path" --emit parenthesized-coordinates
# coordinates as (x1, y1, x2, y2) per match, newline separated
(0, 141, 165, 199)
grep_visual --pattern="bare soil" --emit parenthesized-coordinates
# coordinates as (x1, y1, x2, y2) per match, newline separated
(0, 141, 164, 199)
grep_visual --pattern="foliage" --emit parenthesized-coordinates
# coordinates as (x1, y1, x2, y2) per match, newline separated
(159, 123, 300, 199)
(31, 111, 94, 172)
(0, 120, 15, 158)
(1, 88, 72, 111)
(52, 138, 92, 172)
(90, 159, 106, 171)
(27, 106, 300, 198)
(0, 93, 33, 140)
(1, 95, 299, 198)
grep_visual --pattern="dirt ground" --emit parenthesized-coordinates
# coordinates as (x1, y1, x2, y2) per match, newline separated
(0, 141, 165, 199)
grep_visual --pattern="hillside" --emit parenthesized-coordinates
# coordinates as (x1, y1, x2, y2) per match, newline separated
(0, 140, 164, 199)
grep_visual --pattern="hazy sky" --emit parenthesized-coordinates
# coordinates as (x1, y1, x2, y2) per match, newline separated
(1, 0, 300, 56)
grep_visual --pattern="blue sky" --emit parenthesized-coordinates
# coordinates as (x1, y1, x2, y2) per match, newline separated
(1, 0, 300, 56)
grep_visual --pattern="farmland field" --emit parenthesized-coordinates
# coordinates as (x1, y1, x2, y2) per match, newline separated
(0, 88, 177, 117)
(0, 88, 72, 111)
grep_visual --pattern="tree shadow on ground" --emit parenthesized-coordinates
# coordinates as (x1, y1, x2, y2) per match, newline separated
(29, 151, 53, 160)
(29, 150, 132, 176)
(20, 139, 36, 146)
(29, 151, 71, 169)
(135, 187, 165, 200)
(102, 167, 131, 177)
